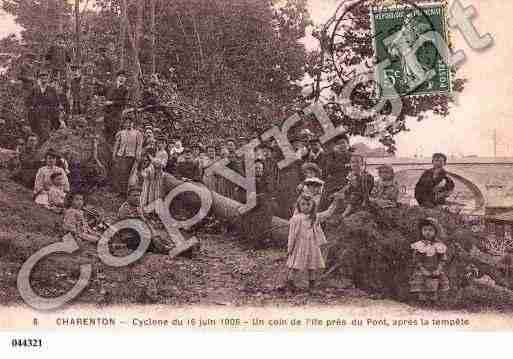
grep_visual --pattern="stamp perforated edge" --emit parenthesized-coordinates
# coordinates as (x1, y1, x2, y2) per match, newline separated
(368, 1, 453, 99)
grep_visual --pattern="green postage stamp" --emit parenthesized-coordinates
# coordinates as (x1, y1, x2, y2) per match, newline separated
(370, 2, 452, 98)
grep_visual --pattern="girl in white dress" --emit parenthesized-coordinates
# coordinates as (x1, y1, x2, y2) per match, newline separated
(285, 192, 343, 291)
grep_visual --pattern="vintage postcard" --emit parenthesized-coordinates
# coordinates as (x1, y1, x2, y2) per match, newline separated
(0, 0, 513, 346)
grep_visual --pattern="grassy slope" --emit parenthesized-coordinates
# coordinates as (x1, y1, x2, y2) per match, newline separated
(0, 169, 387, 308)
(0, 169, 207, 306)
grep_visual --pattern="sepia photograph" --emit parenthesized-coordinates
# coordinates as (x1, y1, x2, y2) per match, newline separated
(0, 0, 513, 341)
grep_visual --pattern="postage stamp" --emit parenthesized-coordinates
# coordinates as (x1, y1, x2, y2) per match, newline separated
(370, 2, 452, 98)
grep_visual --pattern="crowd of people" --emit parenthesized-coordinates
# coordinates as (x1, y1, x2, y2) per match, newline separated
(5, 35, 458, 303)
(8, 109, 457, 303)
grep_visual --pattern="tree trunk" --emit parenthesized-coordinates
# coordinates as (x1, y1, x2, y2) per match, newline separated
(119, 0, 128, 70)
(161, 174, 289, 243)
(191, 15, 204, 73)
(74, 0, 81, 63)
(57, 0, 63, 34)
(150, 0, 156, 75)
(128, 0, 145, 102)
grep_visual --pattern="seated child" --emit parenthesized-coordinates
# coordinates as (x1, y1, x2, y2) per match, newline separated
(341, 172, 361, 218)
(34, 180, 51, 207)
(34, 171, 68, 212)
(63, 192, 101, 243)
(48, 172, 68, 209)
(409, 217, 450, 304)
(340, 155, 374, 217)
(176, 145, 202, 182)
(371, 164, 399, 208)
(117, 186, 174, 254)
(118, 187, 147, 251)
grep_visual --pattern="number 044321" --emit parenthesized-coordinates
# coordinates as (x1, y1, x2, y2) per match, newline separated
(11, 338, 42, 348)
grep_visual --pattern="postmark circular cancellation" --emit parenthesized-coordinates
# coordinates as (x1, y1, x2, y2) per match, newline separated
(328, 0, 451, 100)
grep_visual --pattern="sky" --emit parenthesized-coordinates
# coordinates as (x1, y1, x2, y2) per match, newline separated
(1, 0, 512, 157)
(304, 0, 513, 157)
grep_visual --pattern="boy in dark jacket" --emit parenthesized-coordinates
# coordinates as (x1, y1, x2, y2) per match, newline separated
(176, 145, 202, 182)
(341, 154, 374, 217)
(414, 153, 455, 208)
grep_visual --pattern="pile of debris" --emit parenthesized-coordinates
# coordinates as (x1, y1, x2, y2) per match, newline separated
(324, 205, 513, 306)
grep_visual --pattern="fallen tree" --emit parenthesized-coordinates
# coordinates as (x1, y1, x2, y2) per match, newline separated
(162, 174, 513, 306)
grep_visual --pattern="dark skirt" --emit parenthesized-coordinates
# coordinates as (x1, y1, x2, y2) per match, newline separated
(112, 156, 135, 195)
(239, 194, 274, 242)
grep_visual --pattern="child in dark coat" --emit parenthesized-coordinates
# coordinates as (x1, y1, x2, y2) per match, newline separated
(415, 153, 455, 208)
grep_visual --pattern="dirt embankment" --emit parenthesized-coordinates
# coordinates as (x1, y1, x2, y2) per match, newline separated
(0, 170, 367, 308)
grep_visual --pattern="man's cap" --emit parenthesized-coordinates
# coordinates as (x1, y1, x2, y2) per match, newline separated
(37, 68, 50, 77)
(127, 185, 142, 195)
(191, 142, 205, 150)
(304, 177, 325, 186)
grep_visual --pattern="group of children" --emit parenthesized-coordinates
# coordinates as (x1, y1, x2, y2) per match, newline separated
(283, 145, 449, 302)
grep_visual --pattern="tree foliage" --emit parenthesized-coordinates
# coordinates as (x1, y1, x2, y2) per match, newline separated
(304, 0, 466, 153)
(0, 0, 467, 154)
(1, 0, 312, 146)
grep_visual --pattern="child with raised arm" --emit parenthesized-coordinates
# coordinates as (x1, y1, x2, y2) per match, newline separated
(296, 162, 325, 208)
(284, 192, 344, 291)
